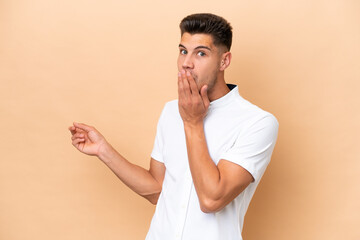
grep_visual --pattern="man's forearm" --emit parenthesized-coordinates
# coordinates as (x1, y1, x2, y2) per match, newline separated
(184, 122, 223, 208)
(98, 144, 162, 204)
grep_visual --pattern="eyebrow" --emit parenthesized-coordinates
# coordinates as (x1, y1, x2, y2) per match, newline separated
(179, 44, 212, 51)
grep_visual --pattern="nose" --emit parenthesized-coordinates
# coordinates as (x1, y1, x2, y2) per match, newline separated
(182, 55, 194, 70)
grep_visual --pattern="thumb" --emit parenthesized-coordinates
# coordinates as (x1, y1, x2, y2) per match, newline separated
(73, 122, 93, 133)
(200, 85, 210, 109)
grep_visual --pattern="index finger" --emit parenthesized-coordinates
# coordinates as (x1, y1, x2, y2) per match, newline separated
(73, 122, 93, 132)
(178, 72, 185, 99)
(186, 72, 199, 96)
(68, 126, 76, 135)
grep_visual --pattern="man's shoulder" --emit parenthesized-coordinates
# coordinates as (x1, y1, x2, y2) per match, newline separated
(231, 94, 274, 115)
(227, 95, 279, 128)
(164, 99, 178, 107)
(157, 99, 181, 122)
(161, 99, 179, 114)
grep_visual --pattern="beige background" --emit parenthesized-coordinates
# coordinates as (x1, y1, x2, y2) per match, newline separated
(1, 0, 359, 239)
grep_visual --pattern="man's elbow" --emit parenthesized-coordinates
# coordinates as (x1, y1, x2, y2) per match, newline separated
(148, 196, 159, 205)
(142, 192, 161, 205)
(199, 197, 223, 213)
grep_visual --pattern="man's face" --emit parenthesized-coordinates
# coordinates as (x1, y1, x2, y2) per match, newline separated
(177, 33, 224, 91)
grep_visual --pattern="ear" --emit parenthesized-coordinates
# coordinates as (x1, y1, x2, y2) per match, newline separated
(220, 52, 232, 71)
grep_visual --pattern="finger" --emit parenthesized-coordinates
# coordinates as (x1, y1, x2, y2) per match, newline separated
(200, 85, 210, 109)
(75, 128, 86, 134)
(186, 71, 199, 96)
(178, 72, 184, 100)
(83, 132, 90, 141)
(181, 70, 191, 99)
(178, 71, 190, 103)
(72, 138, 85, 146)
(69, 126, 85, 136)
(71, 132, 85, 140)
(68, 126, 76, 135)
(73, 122, 93, 133)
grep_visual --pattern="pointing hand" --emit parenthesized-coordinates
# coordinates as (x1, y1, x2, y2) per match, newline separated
(68, 122, 108, 157)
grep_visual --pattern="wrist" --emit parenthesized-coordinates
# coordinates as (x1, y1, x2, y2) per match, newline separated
(183, 120, 204, 131)
(97, 142, 116, 163)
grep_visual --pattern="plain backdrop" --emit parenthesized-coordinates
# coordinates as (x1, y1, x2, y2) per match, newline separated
(0, 0, 359, 239)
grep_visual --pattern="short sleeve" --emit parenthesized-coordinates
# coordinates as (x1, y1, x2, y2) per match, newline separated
(220, 114, 279, 182)
(150, 103, 168, 163)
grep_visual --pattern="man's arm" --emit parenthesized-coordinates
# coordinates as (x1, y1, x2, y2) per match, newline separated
(69, 122, 165, 204)
(178, 71, 253, 213)
(183, 123, 253, 213)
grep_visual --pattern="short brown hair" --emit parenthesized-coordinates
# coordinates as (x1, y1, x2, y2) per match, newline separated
(180, 13, 233, 51)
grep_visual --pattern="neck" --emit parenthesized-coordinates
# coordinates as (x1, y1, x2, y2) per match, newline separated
(207, 77, 231, 102)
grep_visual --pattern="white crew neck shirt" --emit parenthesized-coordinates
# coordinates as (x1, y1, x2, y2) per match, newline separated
(146, 84, 279, 240)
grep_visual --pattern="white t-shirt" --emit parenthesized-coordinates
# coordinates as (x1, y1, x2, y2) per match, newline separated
(146, 84, 279, 240)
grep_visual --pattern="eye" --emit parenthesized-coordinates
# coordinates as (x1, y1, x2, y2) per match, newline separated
(197, 51, 206, 57)
(180, 49, 187, 55)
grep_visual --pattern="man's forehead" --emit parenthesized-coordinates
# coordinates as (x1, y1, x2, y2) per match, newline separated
(179, 33, 215, 49)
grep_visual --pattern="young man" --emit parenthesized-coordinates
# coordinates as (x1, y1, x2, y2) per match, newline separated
(69, 13, 278, 240)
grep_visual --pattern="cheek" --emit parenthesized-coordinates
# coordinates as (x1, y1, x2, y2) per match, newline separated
(199, 63, 217, 81)
(195, 63, 208, 79)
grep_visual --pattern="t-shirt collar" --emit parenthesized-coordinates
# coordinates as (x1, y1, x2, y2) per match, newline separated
(209, 84, 241, 109)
